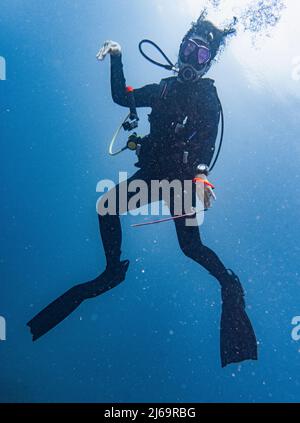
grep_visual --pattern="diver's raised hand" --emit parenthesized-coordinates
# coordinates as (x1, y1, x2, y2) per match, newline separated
(96, 40, 122, 61)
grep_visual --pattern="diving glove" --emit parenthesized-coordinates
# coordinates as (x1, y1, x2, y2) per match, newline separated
(194, 173, 216, 209)
(96, 40, 122, 61)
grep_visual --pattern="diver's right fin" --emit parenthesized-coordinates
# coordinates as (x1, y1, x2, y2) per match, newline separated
(27, 260, 130, 341)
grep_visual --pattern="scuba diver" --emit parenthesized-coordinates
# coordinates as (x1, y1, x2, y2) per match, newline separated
(27, 15, 257, 368)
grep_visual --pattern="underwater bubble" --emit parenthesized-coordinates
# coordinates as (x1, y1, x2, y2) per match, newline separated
(240, 0, 286, 34)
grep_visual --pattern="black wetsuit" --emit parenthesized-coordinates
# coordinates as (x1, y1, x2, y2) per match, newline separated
(99, 55, 229, 285)
(27, 54, 257, 366)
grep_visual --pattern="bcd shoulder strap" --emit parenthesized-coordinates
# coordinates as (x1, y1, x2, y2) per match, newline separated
(158, 77, 177, 100)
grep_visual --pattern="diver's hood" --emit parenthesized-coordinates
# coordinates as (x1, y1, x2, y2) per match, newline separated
(190, 20, 225, 60)
(177, 20, 229, 83)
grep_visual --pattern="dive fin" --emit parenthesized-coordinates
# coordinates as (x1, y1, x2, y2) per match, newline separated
(220, 303, 258, 367)
(27, 260, 130, 341)
(220, 270, 258, 367)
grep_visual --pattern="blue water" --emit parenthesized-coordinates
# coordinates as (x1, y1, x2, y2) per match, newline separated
(1, 0, 300, 403)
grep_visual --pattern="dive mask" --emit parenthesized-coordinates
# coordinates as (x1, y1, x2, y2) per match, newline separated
(179, 38, 211, 69)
